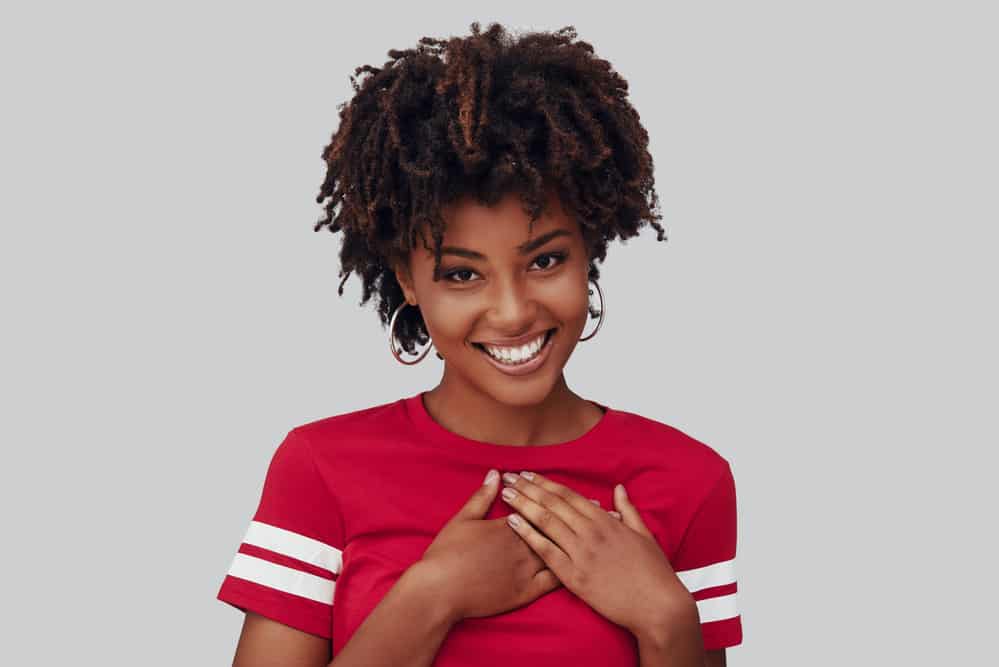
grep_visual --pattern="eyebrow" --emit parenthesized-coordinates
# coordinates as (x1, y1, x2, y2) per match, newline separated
(440, 229, 572, 260)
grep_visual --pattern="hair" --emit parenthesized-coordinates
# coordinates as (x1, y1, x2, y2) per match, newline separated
(314, 21, 667, 354)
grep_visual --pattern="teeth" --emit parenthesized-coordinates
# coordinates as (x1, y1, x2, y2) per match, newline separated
(482, 331, 548, 364)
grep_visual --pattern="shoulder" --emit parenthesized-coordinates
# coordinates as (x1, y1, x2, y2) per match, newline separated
(288, 397, 406, 451)
(610, 406, 733, 482)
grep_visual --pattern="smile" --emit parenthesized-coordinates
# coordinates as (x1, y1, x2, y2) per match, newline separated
(471, 328, 556, 376)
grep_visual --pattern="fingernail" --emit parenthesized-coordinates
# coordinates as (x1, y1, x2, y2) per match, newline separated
(484, 469, 498, 485)
(616, 483, 628, 499)
(589, 498, 600, 505)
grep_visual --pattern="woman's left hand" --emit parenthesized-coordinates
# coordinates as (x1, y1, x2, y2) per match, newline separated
(499, 470, 696, 635)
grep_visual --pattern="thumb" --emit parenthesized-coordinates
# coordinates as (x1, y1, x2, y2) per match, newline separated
(457, 469, 500, 520)
(525, 567, 562, 602)
(614, 484, 654, 539)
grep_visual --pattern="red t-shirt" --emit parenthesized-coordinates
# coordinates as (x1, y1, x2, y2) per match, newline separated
(217, 392, 743, 663)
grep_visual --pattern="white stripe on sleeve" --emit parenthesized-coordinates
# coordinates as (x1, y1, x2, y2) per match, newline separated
(226, 552, 336, 605)
(675, 558, 740, 624)
(675, 557, 736, 593)
(695, 592, 739, 624)
(242, 520, 343, 575)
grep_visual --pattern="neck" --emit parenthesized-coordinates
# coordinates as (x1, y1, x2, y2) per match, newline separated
(423, 370, 594, 447)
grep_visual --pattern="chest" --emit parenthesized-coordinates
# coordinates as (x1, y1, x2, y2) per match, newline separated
(330, 539, 639, 666)
(321, 448, 691, 663)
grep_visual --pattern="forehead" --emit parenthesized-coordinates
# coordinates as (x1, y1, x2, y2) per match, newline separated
(424, 189, 576, 252)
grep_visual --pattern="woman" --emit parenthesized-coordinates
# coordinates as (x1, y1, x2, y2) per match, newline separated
(217, 22, 742, 666)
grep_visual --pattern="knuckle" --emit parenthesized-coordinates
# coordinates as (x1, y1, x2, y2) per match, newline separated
(549, 485, 570, 500)
(531, 538, 551, 558)
(535, 508, 555, 530)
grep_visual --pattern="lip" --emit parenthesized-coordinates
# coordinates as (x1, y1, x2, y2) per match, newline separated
(472, 328, 556, 377)
(472, 328, 555, 347)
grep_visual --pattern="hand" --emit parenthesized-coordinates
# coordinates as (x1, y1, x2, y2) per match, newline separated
(499, 471, 697, 635)
(416, 470, 563, 622)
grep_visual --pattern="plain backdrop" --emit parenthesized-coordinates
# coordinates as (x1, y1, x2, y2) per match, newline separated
(2, 1, 995, 665)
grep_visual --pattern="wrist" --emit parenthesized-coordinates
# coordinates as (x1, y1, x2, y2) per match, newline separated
(402, 561, 463, 627)
(631, 588, 701, 649)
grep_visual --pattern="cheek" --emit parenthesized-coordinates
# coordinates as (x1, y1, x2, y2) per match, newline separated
(543, 273, 590, 325)
(417, 298, 478, 346)
(417, 270, 590, 345)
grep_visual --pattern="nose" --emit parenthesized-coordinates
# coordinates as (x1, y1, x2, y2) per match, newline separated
(487, 274, 538, 334)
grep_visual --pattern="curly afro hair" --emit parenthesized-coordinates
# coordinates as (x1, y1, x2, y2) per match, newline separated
(313, 21, 667, 355)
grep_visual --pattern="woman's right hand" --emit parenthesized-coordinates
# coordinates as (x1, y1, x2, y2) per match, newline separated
(415, 469, 620, 622)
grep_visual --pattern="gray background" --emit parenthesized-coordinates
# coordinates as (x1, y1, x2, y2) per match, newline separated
(2, 1, 995, 664)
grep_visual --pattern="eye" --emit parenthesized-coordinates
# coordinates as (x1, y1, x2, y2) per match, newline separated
(441, 267, 480, 284)
(530, 251, 568, 272)
(441, 251, 568, 284)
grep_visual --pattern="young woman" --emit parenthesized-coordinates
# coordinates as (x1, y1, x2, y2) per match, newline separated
(217, 22, 742, 667)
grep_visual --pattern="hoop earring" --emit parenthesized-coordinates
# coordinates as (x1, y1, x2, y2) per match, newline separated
(388, 302, 440, 365)
(578, 278, 605, 342)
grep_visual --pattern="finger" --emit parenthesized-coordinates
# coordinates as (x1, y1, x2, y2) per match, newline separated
(583, 492, 620, 523)
(456, 469, 500, 520)
(527, 568, 562, 602)
(593, 498, 622, 521)
(506, 471, 604, 531)
(507, 512, 576, 588)
(500, 479, 581, 554)
(613, 484, 654, 538)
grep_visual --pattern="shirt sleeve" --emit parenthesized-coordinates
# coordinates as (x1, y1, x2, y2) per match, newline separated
(216, 427, 345, 639)
(671, 461, 743, 651)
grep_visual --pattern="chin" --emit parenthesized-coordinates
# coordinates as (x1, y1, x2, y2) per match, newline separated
(457, 332, 571, 408)
(480, 379, 558, 408)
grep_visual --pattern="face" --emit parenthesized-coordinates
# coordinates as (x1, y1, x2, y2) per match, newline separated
(394, 189, 592, 408)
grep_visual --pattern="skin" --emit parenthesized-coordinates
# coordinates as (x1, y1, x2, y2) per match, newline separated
(498, 471, 694, 638)
(231, 188, 726, 665)
(499, 471, 724, 666)
(394, 188, 604, 446)
(394, 188, 726, 664)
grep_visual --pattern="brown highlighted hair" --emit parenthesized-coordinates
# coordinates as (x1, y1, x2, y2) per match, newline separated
(314, 21, 666, 353)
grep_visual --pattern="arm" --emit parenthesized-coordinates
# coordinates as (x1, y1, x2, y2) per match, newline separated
(233, 613, 332, 667)
(230, 561, 457, 667)
(329, 561, 459, 667)
(633, 601, 706, 667)
(705, 649, 727, 666)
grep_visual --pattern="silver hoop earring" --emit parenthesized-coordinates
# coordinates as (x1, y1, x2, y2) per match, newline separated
(579, 278, 605, 342)
(388, 302, 439, 365)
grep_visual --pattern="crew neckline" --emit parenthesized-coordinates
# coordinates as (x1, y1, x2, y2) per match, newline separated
(402, 390, 616, 459)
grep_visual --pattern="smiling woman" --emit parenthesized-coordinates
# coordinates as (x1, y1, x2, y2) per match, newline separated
(217, 20, 742, 667)
(392, 189, 595, 411)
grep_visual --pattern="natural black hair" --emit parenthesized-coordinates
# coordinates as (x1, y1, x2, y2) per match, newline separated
(314, 21, 667, 354)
